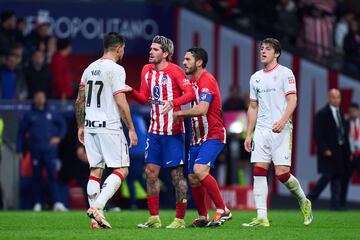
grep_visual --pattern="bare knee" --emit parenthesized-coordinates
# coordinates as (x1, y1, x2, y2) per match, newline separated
(188, 174, 201, 187)
(193, 164, 210, 180)
(112, 167, 129, 180)
(274, 166, 290, 176)
(145, 165, 159, 182)
(90, 167, 103, 179)
(170, 166, 185, 182)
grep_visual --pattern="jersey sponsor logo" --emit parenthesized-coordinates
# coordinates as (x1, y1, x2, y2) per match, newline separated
(150, 100, 164, 105)
(183, 78, 190, 85)
(256, 88, 276, 94)
(201, 88, 209, 93)
(85, 119, 107, 128)
(153, 85, 160, 100)
(288, 78, 295, 84)
(255, 79, 260, 83)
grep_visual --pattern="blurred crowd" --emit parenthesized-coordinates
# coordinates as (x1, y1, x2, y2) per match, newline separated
(0, 10, 75, 102)
(187, 0, 360, 77)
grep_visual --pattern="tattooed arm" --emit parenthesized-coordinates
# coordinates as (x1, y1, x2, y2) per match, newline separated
(75, 88, 85, 144)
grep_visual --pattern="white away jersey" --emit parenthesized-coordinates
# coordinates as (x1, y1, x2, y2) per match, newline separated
(80, 58, 126, 133)
(249, 64, 296, 129)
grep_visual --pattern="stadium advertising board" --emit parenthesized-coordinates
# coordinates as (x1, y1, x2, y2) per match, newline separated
(2, 2, 174, 54)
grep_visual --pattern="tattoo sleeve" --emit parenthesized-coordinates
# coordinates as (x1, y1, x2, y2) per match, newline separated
(75, 89, 86, 128)
(170, 166, 188, 202)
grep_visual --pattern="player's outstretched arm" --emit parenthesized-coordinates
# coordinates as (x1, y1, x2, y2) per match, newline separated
(114, 93, 138, 148)
(173, 101, 210, 124)
(129, 66, 151, 105)
(172, 78, 195, 107)
(75, 88, 86, 144)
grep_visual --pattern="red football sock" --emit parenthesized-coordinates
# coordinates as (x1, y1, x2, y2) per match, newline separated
(175, 202, 187, 219)
(191, 185, 208, 217)
(147, 195, 159, 216)
(200, 174, 225, 210)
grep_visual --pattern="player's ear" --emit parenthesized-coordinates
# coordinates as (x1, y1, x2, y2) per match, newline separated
(163, 51, 169, 60)
(196, 59, 203, 68)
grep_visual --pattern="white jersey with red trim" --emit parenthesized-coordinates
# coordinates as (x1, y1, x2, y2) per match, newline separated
(249, 64, 296, 129)
(80, 58, 126, 133)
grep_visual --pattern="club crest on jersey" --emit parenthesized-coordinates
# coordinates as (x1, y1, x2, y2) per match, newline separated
(153, 85, 160, 100)
(200, 92, 208, 100)
(161, 75, 168, 85)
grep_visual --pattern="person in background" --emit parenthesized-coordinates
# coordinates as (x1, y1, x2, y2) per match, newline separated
(24, 49, 52, 99)
(51, 38, 73, 100)
(16, 91, 67, 211)
(341, 102, 360, 208)
(308, 89, 351, 210)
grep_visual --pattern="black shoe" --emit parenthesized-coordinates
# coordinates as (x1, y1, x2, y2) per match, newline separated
(187, 218, 210, 228)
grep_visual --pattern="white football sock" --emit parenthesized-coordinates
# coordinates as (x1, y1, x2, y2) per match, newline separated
(253, 176, 268, 220)
(94, 173, 122, 210)
(87, 179, 100, 208)
(283, 174, 307, 205)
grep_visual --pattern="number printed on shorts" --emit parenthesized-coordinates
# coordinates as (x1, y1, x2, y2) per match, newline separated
(86, 80, 104, 108)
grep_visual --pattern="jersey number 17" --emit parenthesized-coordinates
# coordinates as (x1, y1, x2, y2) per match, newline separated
(86, 80, 104, 108)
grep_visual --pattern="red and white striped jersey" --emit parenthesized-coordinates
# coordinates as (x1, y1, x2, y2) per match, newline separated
(132, 62, 194, 135)
(190, 70, 226, 145)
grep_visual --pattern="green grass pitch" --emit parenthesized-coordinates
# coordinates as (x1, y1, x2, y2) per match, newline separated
(0, 210, 359, 240)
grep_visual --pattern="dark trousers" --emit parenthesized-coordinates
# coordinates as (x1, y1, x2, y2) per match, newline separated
(31, 149, 59, 204)
(340, 156, 360, 207)
(126, 154, 146, 207)
(308, 173, 342, 209)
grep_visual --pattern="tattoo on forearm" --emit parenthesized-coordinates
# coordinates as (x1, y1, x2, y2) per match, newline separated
(171, 166, 188, 202)
(75, 90, 85, 127)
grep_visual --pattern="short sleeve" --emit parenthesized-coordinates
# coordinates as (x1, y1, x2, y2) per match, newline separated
(79, 69, 87, 90)
(283, 68, 297, 95)
(249, 76, 257, 101)
(112, 66, 126, 96)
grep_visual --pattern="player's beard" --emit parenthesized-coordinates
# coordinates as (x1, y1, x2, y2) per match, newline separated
(185, 65, 196, 75)
(149, 55, 161, 64)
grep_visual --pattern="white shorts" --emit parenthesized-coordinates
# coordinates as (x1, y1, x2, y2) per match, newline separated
(250, 125, 292, 166)
(84, 131, 130, 169)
